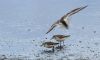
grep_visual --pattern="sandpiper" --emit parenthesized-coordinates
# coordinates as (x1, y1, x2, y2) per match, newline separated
(51, 35, 70, 47)
(41, 41, 59, 52)
(46, 5, 88, 34)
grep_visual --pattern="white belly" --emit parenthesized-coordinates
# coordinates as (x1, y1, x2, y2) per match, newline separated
(57, 23, 65, 28)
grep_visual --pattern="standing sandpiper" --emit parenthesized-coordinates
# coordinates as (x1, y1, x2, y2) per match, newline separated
(46, 5, 88, 34)
(51, 35, 70, 47)
(41, 41, 59, 52)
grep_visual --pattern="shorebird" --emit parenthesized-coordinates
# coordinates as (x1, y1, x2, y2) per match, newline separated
(41, 41, 59, 52)
(46, 5, 88, 34)
(51, 35, 70, 47)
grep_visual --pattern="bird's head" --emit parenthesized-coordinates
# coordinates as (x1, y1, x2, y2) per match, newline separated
(41, 42, 45, 46)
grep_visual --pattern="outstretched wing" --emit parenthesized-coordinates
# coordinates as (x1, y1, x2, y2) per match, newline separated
(62, 5, 88, 21)
(46, 22, 57, 34)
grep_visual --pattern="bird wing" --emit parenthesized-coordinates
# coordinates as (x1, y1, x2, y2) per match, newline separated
(61, 5, 88, 21)
(46, 22, 57, 34)
(60, 20, 69, 29)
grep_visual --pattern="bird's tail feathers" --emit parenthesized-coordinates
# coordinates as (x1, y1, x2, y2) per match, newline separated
(53, 43, 59, 45)
(65, 35, 71, 38)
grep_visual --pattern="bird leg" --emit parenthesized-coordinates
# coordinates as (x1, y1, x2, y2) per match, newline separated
(52, 46, 54, 52)
(60, 41, 62, 49)
(63, 41, 64, 46)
